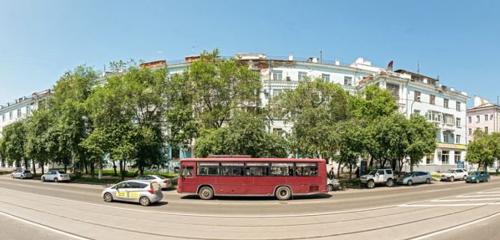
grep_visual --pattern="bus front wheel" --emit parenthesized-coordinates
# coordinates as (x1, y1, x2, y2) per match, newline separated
(275, 186, 292, 200)
(198, 186, 214, 200)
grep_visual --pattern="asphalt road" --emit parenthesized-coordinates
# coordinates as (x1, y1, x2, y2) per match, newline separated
(1, 175, 500, 240)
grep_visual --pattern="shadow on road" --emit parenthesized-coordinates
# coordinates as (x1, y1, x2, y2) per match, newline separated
(180, 193, 333, 201)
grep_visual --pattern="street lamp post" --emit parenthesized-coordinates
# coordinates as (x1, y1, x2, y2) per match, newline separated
(410, 96, 421, 116)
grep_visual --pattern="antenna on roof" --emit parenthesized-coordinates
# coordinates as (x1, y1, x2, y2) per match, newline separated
(320, 50, 323, 63)
(417, 61, 420, 73)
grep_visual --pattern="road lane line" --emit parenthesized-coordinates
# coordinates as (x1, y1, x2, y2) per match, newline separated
(431, 198, 500, 202)
(408, 211, 500, 240)
(0, 210, 92, 240)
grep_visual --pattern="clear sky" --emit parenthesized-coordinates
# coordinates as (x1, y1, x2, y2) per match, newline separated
(1, 0, 499, 105)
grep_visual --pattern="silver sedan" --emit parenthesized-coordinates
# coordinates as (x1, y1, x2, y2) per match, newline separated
(101, 180, 163, 206)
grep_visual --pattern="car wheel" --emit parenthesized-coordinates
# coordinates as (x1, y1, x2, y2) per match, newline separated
(275, 186, 292, 200)
(463, 175, 467, 181)
(450, 176, 454, 182)
(328, 184, 334, 192)
(426, 178, 431, 184)
(386, 179, 394, 187)
(54, 178, 58, 183)
(367, 180, 375, 189)
(486, 178, 490, 182)
(41, 177, 45, 182)
(139, 196, 151, 206)
(103, 193, 113, 202)
(476, 179, 480, 184)
(198, 186, 214, 200)
(407, 180, 413, 186)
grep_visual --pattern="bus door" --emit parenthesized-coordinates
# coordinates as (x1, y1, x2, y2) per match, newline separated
(218, 162, 247, 195)
(246, 162, 273, 195)
(179, 162, 196, 193)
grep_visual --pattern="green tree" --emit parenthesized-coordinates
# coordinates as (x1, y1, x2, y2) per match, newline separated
(187, 50, 261, 129)
(85, 64, 167, 178)
(25, 108, 53, 175)
(406, 115, 438, 171)
(2, 121, 27, 168)
(337, 119, 366, 179)
(365, 113, 409, 171)
(349, 85, 398, 120)
(49, 66, 98, 173)
(194, 111, 288, 158)
(467, 130, 500, 171)
(271, 79, 350, 159)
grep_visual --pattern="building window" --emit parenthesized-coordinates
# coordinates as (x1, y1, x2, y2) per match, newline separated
(430, 95, 436, 105)
(485, 127, 489, 134)
(17, 109, 21, 118)
(485, 114, 489, 121)
(455, 151, 461, 162)
(272, 70, 283, 81)
(476, 115, 480, 123)
(321, 73, 330, 81)
(343, 76, 353, 86)
(386, 83, 400, 99)
(414, 109, 421, 115)
(9, 111, 13, 120)
(414, 91, 421, 102)
(468, 116, 472, 123)
(456, 102, 461, 111)
(491, 114, 494, 120)
(1, 114, 4, 122)
(444, 99, 449, 108)
(456, 135, 461, 144)
(298, 71, 307, 81)
(468, 128, 472, 136)
(26, 105, 31, 115)
(456, 118, 461, 128)
(426, 154, 434, 164)
(441, 151, 449, 164)
(444, 114, 454, 126)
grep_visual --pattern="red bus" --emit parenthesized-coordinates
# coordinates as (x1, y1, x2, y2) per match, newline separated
(177, 156, 327, 200)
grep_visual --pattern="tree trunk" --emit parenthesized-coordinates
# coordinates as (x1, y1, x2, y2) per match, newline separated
(98, 158, 102, 180)
(112, 160, 117, 176)
(64, 164, 67, 173)
(41, 162, 45, 175)
(336, 164, 341, 179)
(349, 163, 353, 180)
(23, 158, 29, 170)
(90, 162, 95, 178)
(120, 160, 125, 180)
(31, 159, 36, 176)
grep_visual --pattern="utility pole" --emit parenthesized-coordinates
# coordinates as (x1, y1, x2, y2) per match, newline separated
(320, 50, 323, 63)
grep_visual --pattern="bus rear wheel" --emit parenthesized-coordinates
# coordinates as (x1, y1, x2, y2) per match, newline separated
(198, 186, 214, 200)
(275, 186, 292, 200)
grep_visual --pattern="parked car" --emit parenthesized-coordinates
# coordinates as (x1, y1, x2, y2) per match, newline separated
(397, 171, 432, 186)
(360, 169, 395, 189)
(101, 180, 163, 206)
(41, 170, 71, 182)
(440, 168, 468, 182)
(327, 178, 341, 191)
(11, 169, 33, 179)
(136, 175, 172, 189)
(465, 171, 490, 183)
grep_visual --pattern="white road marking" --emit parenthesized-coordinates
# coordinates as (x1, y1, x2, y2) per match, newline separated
(399, 203, 500, 207)
(410, 211, 500, 240)
(457, 194, 500, 198)
(0, 210, 91, 240)
(431, 198, 500, 202)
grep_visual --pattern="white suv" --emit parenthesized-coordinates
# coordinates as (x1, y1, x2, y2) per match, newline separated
(440, 168, 468, 182)
(360, 169, 395, 189)
(41, 170, 71, 182)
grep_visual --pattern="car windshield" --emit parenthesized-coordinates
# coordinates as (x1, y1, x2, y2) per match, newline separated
(156, 175, 166, 179)
(367, 170, 377, 175)
(404, 173, 413, 177)
(58, 171, 66, 174)
(447, 170, 456, 173)
(471, 172, 480, 176)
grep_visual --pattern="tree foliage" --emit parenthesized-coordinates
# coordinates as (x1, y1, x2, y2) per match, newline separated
(194, 111, 288, 158)
(467, 130, 500, 171)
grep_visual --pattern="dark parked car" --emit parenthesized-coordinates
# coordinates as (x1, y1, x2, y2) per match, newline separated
(465, 171, 490, 183)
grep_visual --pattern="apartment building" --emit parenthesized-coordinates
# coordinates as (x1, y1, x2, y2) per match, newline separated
(466, 96, 500, 142)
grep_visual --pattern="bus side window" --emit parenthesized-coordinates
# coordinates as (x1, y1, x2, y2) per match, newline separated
(182, 167, 193, 177)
